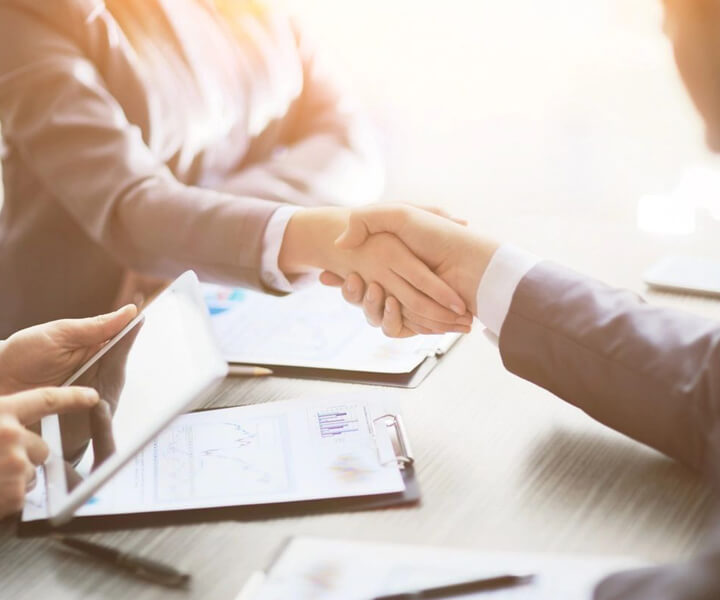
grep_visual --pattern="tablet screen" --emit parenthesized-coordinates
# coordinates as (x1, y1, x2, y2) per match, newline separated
(42, 272, 227, 520)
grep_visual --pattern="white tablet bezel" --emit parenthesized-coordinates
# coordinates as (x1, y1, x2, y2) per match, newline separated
(40, 270, 228, 526)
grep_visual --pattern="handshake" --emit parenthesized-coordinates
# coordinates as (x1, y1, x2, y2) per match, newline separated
(279, 204, 500, 337)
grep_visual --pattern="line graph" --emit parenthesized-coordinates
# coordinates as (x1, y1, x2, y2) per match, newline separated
(154, 416, 291, 502)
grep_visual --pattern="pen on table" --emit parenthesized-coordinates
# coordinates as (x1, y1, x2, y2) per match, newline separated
(371, 573, 536, 600)
(53, 535, 191, 588)
(227, 365, 274, 377)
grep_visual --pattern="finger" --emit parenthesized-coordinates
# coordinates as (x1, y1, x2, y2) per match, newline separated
(319, 271, 345, 287)
(400, 313, 471, 334)
(21, 429, 49, 466)
(54, 305, 138, 348)
(1, 386, 99, 425)
(389, 251, 466, 315)
(363, 282, 385, 327)
(341, 273, 366, 306)
(401, 307, 474, 333)
(0, 444, 35, 488)
(381, 297, 416, 338)
(90, 400, 116, 469)
(380, 269, 464, 324)
(403, 320, 434, 335)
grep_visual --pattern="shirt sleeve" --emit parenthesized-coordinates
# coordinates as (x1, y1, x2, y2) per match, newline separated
(475, 244, 540, 336)
(259, 205, 319, 292)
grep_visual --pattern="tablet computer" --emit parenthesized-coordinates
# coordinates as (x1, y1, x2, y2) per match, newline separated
(40, 271, 228, 526)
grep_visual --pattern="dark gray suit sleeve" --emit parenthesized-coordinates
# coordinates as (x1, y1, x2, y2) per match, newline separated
(498, 261, 720, 599)
(499, 261, 720, 473)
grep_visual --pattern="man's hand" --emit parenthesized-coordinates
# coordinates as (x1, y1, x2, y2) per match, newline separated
(0, 386, 99, 518)
(278, 207, 474, 331)
(320, 205, 499, 337)
(0, 305, 137, 395)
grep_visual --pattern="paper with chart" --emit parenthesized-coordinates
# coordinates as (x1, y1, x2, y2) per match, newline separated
(22, 396, 406, 521)
(244, 538, 646, 600)
(203, 283, 460, 374)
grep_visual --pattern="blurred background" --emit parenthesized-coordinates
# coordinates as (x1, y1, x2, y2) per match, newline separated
(285, 0, 720, 287)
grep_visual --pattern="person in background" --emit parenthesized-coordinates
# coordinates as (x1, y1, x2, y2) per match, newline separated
(0, 0, 471, 338)
(320, 0, 720, 597)
(0, 305, 136, 519)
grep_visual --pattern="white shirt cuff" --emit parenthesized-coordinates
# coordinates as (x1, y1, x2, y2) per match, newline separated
(475, 244, 540, 336)
(260, 206, 319, 292)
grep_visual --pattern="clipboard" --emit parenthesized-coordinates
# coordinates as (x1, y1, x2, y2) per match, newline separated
(230, 344, 456, 389)
(17, 405, 420, 537)
(205, 284, 463, 389)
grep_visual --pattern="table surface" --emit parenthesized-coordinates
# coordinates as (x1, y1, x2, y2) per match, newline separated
(3, 0, 720, 597)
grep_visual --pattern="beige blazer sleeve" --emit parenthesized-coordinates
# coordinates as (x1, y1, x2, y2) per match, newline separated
(0, 3, 282, 286)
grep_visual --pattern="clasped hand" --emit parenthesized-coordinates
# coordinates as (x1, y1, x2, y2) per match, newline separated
(316, 205, 498, 337)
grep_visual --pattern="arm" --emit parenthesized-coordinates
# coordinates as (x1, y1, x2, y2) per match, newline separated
(500, 261, 717, 472)
(0, 6, 282, 286)
(216, 22, 384, 208)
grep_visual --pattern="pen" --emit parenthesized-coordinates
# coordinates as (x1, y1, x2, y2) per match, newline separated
(227, 365, 274, 377)
(53, 535, 191, 588)
(371, 573, 535, 600)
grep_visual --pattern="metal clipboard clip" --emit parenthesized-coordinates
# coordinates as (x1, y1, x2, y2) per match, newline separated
(373, 414, 414, 469)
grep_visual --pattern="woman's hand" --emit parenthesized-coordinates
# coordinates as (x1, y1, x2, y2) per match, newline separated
(0, 386, 99, 518)
(278, 207, 474, 332)
(0, 305, 137, 395)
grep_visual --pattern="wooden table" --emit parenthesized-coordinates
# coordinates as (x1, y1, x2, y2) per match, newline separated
(2, 0, 719, 597)
(0, 213, 717, 598)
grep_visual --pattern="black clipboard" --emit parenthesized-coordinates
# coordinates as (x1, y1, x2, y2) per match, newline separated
(230, 335, 462, 389)
(17, 411, 420, 537)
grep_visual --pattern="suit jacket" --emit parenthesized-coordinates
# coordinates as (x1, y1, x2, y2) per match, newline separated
(0, 0, 381, 337)
(499, 261, 720, 599)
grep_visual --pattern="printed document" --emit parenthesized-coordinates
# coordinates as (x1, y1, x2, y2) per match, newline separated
(22, 396, 405, 522)
(239, 537, 646, 600)
(203, 284, 460, 374)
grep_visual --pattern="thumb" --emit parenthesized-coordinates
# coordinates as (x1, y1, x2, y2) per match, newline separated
(55, 304, 138, 348)
(335, 212, 372, 249)
(335, 206, 408, 249)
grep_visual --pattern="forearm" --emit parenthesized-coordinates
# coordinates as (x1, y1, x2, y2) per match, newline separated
(498, 261, 719, 471)
(278, 206, 351, 276)
(109, 176, 282, 286)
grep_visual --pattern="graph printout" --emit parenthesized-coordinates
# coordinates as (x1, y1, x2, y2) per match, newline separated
(203, 283, 460, 374)
(22, 396, 405, 521)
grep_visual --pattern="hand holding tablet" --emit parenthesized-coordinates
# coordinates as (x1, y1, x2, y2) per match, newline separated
(0, 305, 137, 395)
(38, 271, 228, 526)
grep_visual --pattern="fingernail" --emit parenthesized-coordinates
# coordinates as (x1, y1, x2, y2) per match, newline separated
(456, 316, 473, 326)
(83, 388, 98, 403)
(346, 280, 356, 293)
(366, 288, 375, 303)
(385, 301, 393, 313)
(450, 303, 464, 315)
